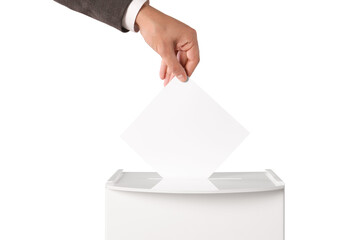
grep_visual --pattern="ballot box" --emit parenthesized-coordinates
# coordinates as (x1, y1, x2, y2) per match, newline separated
(105, 169, 284, 240)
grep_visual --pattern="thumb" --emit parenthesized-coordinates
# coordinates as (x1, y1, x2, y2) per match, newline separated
(163, 51, 188, 82)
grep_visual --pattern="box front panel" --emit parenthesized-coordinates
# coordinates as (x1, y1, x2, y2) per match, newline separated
(106, 190, 284, 240)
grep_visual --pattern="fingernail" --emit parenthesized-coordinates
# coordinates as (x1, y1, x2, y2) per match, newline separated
(177, 75, 186, 82)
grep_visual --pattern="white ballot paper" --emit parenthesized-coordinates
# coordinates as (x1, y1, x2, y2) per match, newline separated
(122, 79, 249, 191)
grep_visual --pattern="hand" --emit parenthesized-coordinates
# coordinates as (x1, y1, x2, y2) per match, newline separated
(136, 3, 200, 86)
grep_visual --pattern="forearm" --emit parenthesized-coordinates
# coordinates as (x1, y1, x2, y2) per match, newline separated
(54, 0, 133, 32)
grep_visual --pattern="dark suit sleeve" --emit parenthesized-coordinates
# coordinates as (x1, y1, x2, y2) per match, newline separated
(54, 0, 133, 32)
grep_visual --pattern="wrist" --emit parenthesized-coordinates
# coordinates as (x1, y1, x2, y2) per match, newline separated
(135, 3, 154, 30)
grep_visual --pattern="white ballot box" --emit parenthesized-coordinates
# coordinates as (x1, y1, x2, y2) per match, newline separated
(106, 169, 285, 240)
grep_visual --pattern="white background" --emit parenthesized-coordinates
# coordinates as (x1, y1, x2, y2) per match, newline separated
(0, 0, 359, 239)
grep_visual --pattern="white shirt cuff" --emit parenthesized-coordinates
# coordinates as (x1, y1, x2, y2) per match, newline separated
(122, 0, 148, 32)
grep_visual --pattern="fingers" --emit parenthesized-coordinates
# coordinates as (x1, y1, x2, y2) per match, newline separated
(178, 51, 188, 67)
(166, 54, 187, 82)
(159, 51, 192, 85)
(169, 72, 175, 81)
(164, 76, 170, 86)
(159, 47, 188, 82)
(159, 43, 197, 85)
(159, 60, 167, 80)
(160, 63, 175, 86)
(184, 42, 200, 77)
(176, 30, 200, 77)
(164, 68, 175, 86)
(160, 60, 172, 86)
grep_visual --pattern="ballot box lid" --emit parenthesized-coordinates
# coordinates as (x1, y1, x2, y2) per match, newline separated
(106, 169, 284, 194)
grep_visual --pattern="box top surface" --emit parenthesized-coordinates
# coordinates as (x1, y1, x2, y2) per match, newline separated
(106, 170, 284, 194)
